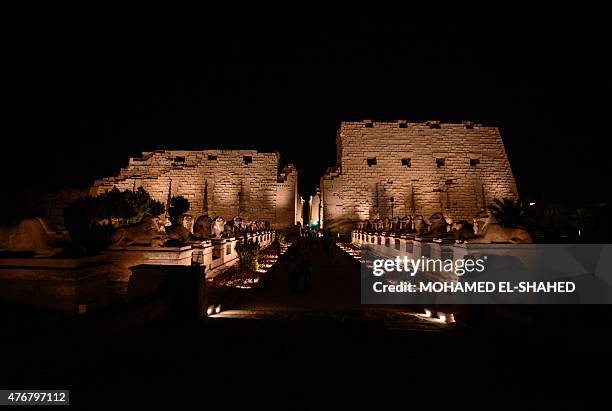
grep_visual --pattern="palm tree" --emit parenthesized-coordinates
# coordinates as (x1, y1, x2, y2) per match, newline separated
(487, 198, 534, 229)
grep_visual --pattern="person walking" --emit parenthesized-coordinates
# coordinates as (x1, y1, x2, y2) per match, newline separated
(327, 231, 336, 259)
(322, 233, 330, 257)
(300, 253, 312, 291)
(288, 247, 299, 292)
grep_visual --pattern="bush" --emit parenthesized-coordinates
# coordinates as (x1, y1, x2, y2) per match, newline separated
(63, 187, 165, 253)
(168, 195, 190, 225)
(63, 197, 115, 253)
(236, 240, 260, 272)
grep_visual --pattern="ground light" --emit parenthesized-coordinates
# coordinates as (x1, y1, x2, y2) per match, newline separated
(335, 243, 365, 261)
(419, 308, 456, 324)
(437, 312, 456, 324)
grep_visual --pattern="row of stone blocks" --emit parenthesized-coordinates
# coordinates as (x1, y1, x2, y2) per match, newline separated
(351, 230, 541, 275)
(0, 231, 275, 314)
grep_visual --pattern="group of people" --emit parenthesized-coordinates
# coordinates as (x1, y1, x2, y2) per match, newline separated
(320, 231, 337, 258)
(285, 230, 338, 292)
(287, 243, 312, 292)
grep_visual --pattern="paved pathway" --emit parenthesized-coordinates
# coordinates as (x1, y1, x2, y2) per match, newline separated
(214, 239, 454, 330)
(231, 240, 360, 312)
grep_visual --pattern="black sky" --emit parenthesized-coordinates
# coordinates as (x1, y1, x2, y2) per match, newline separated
(5, 15, 610, 204)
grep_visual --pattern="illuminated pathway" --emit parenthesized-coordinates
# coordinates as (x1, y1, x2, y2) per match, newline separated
(212, 239, 451, 328)
(232, 241, 360, 311)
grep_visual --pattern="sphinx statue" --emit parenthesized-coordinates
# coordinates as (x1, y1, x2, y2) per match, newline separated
(256, 220, 266, 232)
(400, 216, 412, 233)
(450, 220, 476, 242)
(239, 217, 250, 234)
(429, 212, 450, 239)
(413, 215, 429, 237)
(111, 214, 167, 247)
(372, 218, 383, 232)
(223, 220, 235, 237)
(234, 217, 250, 235)
(225, 216, 241, 237)
(381, 218, 390, 232)
(211, 216, 226, 238)
(193, 215, 213, 239)
(239, 219, 249, 234)
(166, 214, 193, 243)
(468, 210, 533, 244)
(0, 217, 67, 257)
(413, 213, 449, 241)
(391, 217, 401, 232)
(239, 218, 249, 234)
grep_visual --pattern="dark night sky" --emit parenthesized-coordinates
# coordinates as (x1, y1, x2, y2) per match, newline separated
(5, 14, 610, 205)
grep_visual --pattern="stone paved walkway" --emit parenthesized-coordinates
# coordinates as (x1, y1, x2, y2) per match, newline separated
(214, 239, 452, 330)
(231, 240, 361, 312)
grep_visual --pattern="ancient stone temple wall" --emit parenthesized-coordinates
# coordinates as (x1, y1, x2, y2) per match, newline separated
(91, 150, 299, 229)
(321, 120, 519, 234)
(296, 196, 305, 226)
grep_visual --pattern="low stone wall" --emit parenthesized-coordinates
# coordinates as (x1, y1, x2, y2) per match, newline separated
(195, 231, 276, 278)
(0, 232, 276, 313)
(127, 264, 198, 304)
(104, 245, 196, 283)
(125, 231, 276, 303)
(0, 255, 109, 313)
(104, 231, 276, 283)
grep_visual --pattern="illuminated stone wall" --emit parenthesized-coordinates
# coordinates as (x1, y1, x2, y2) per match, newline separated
(91, 150, 299, 229)
(296, 196, 305, 226)
(321, 120, 519, 234)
